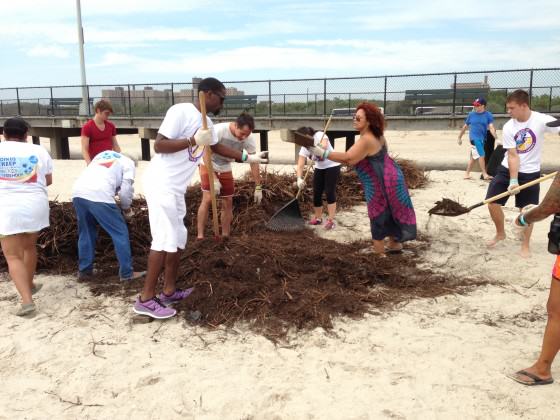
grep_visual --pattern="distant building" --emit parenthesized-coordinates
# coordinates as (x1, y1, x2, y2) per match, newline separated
(100, 77, 245, 107)
(451, 75, 490, 90)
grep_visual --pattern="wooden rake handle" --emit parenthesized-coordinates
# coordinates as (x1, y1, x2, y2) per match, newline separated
(199, 91, 220, 239)
(469, 171, 558, 211)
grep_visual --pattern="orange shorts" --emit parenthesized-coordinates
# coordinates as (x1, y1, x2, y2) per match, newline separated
(199, 165, 234, 197)
(553, 255, 560, 281)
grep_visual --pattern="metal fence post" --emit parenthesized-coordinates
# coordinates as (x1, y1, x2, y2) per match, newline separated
(127, 84, 132, 116)
(383, 77, 387, 111)
(268, 80, 272, 117)
(451, 74, 457, 115)
(529, 69, 534, 107)
(16, 88, 21, 115)
(549, 86, 553, 112)
(348, 93, 351, 110)
(49, 87, 54, 116)
(323, 78, 327, 116)
(86, 85, 91, 115)
(171, 83, 175, 105)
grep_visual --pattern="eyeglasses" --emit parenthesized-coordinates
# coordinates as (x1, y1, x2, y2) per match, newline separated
(212, 91, 225, 103)
(352, 115, 363, 122)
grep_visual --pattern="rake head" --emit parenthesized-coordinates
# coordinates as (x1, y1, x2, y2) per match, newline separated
(265, 198, 306, 232)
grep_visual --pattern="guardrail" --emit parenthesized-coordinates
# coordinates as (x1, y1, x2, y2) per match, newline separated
(1, 67, 559, 118)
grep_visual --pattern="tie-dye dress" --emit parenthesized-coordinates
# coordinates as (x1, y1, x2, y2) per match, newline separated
(354, 147, 417, 242)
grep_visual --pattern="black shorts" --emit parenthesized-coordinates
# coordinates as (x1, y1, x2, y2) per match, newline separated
(485, 165, 540, 208)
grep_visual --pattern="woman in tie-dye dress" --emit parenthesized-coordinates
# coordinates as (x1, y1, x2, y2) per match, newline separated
(308, 102, 416, 256)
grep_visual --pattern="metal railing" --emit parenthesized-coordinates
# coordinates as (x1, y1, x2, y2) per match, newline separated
(1, 67, 559, 118)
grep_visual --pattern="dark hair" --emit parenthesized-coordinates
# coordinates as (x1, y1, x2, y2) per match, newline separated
(356, 102, 385, 138)
(3, 117, 30, 139)
(94, 99, 114, 113)
(198, 77, 225, 93)
(296, 126, 315, 136)
(506, 89, 530, 106)
(236, 112, 255, 131)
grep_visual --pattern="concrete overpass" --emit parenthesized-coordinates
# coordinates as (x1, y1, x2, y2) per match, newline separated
(3, 113, 525, 160)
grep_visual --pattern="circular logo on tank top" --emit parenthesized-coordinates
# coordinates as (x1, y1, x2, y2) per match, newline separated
(514, 128, 536, 154)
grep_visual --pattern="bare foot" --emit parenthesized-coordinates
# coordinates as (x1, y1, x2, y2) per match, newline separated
(486, 235, 506, 248)
(463, 173, 472, 179)
(483, 174, 493, 181)
(519, 247, 531, 258)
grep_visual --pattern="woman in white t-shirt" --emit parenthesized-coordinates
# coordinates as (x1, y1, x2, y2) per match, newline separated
(0, 118, 53, 317)
(295, 127, 341, 230)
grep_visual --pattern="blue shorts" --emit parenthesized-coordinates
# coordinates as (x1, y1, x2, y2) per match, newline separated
(485, 165, 540, 208)
(470, 138, 485, 158)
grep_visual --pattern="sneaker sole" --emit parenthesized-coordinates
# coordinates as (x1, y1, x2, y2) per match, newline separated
(133, 307, 176, 319)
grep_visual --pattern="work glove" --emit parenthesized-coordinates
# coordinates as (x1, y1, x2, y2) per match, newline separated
(193, 128, 212, 146)
(122, 208, 134, 221)
(296, 177, 306, 189)
(457, 136, 462, 146)
(511, 204, 536, 239)
(242, 150, 269, 164)
(309, 145, 329, 159)
(253, 185, 263, 204)
(508, 178, 520, 195)
(213, 178, 221, 196)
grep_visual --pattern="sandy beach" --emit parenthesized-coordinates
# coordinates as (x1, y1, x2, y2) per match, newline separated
(1, 130, 559, 419)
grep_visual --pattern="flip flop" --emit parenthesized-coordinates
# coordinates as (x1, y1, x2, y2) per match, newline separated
(385, 246, 403, 255)
(507, 370, 554, 386)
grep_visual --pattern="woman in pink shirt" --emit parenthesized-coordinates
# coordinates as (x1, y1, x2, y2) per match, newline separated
(81, 99, 121, 164)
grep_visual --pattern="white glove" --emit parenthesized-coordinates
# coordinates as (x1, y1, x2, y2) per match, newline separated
(296, 177, 306, 189)
(511, 204, 536, 239)
(243, 150, 269, 164)
(123, 208, 134, 221)
(193, 128, 212, 146)
(253, 186, 263, 204)
(213, 178, 221, 196)
(309, 145, 328, 159)
(508, 178, 520, 195)
(457, 137, 462, 146)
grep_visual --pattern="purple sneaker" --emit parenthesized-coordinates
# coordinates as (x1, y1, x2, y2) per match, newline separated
(159, 287, 195, 306)
(133, 296, 176, 319)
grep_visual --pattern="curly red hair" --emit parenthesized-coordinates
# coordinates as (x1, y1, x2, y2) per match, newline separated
(355, 102, 385, 138)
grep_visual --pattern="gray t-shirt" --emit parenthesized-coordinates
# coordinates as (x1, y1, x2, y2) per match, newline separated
(212, 122, 257, 172)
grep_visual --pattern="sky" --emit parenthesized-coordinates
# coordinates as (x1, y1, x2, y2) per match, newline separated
(1, 0, 559, 88)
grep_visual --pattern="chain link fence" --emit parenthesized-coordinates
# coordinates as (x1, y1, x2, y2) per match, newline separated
(1, 68, 559, 118)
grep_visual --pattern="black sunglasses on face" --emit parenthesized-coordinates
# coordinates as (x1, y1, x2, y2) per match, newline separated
(212, 91, 225, 103)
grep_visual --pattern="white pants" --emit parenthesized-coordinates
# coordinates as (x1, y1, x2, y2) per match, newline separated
(146, 190, 187, 252)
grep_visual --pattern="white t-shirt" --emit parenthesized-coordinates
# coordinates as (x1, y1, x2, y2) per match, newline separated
(299, 131, 340, 170)
(211, 122, 257, 172)
(501, 111, 560, 173)
(0, 140, 53, 235)
(144, 103, 218, 195)
(72, 151, 135, 209)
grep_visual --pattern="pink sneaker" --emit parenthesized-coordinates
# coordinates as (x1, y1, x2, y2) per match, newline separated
(159, 287, 194, 306)
(308, 218, 322, 226)
(324, 219, 336, 230)
(133, 296, 176, 319)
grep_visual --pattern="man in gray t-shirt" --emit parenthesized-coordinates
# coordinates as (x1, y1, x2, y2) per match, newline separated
(197, 113, 262, 238)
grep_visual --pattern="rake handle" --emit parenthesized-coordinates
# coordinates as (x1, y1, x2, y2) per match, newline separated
(468, 171, 558, 211)
(199, 91, 220, 239)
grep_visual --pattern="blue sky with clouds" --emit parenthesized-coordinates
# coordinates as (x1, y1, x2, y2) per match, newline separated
(1, 0, 559, 87)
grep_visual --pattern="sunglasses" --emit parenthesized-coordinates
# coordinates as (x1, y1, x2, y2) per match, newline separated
(212, 91, 225, 103)
(352, 115, 363, 122)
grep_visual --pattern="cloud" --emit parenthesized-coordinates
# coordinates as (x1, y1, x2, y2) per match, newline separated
(27, 45, 70, 59)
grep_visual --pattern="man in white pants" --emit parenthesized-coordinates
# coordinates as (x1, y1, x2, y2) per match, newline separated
(135, 77, 268, 319)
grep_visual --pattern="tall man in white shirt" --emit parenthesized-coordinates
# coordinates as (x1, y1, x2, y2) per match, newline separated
(72, 151, 145, 282)
(196, 113, 262, 239)
(486, 90, 560, 257)
(135, 78, 268, 319)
